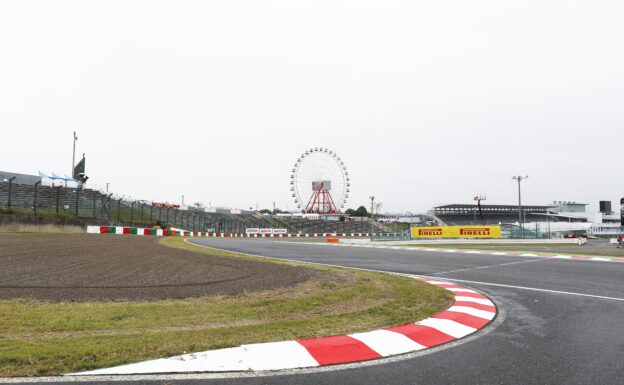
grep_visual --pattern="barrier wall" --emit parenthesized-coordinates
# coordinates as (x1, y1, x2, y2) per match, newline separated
(86, 226, 372, 238)
(411, 225, 502, 239)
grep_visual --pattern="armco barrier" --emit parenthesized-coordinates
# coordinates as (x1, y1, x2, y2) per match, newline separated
(86, 226, 373, 238)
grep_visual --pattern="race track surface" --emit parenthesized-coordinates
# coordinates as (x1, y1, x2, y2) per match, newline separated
(8, 237, 624, 385)
(408, 238, 624, 257)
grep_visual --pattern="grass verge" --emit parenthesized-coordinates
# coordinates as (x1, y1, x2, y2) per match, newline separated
(0, 237, 452, 377)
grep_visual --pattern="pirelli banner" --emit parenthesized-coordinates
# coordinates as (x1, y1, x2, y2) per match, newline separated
(411, 225, 502, 239)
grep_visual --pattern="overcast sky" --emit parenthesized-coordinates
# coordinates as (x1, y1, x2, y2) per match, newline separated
(1, 1, 622, 214)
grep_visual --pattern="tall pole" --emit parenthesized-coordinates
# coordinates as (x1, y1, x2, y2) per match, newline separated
(369, 196, 375, 240)
(34, 180, 41, 213)
(512, 175, 528, 239)
(7, 176, 16, 208)
(72, 131, 77, 178)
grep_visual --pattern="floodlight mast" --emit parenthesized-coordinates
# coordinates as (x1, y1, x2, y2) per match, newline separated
(370, 196, 375, 241)
(512, 175, 528, 238)
(474, 195, 487, 225)
(72, 131, 78, 178)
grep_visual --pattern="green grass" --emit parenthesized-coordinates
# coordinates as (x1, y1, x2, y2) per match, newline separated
(0, 207, 77, 220)
(0, 237, 452, 377)
(1, 205, 159, 228)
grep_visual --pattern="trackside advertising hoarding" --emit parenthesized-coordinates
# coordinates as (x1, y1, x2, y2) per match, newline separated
(245, 228, 288, 235)
(411, 225, 502, 239)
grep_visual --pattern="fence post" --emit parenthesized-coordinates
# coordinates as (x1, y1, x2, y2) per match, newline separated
(92, 192, 97, 218)
(140, 203, 144, 224)
(75, 187, 80, 216)
(117, 198, 122, 223)
(166, 208, 170, 225)
(55, 186, 61, 214)
(7, 176, 16, 208)
(130, 201, 135, 225)
(100, 194, 108, 220)
(33, 180, 41, 213)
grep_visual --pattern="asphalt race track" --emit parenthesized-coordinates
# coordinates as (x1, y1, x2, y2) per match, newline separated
(12, 238, 624, 385)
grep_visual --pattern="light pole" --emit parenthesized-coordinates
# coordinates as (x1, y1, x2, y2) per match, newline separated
(72, 131, 78, 178)
(512, 175, 528, 238)
(474, 195, 486, 225)
(369, 196, 375, 240)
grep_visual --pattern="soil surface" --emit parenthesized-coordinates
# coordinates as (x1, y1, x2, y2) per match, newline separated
(0, 234, 319, 301)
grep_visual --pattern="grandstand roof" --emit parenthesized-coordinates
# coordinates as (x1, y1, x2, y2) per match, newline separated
(0, 170, 41, 186)
(434, 204, 554, 212)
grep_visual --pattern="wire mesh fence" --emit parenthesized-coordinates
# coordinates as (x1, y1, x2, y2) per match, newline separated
(0, 181, 411, 235)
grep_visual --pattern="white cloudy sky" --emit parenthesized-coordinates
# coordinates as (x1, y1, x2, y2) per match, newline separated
(1, 1, 622, 213)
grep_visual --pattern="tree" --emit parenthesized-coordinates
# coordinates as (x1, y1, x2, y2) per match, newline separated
(354, 206, 368, 217)
(345, 208, 356, 216)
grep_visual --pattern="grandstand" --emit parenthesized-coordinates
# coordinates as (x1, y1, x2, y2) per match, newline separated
(432, 204, 555, 226)
(274, 216, 390, 234)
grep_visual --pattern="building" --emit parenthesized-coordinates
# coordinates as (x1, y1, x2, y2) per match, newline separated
(431, 204, 553, 226)
(0, 171, 41, 186)
(431, 201, 622, 238)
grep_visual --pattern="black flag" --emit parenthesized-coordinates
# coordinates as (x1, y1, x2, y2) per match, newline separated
(620, 198, 624, 227)
(73, 157, 85, 179)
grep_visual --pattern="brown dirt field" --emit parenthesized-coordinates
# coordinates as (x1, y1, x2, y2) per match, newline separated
(0, 234, 319, 301)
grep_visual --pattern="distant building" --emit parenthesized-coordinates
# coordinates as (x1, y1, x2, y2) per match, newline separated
(430, 201, 622, 237)
(431, 203, 553, 226)
(0, 171, 41, 186)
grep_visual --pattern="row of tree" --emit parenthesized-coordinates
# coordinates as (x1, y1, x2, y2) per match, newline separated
(258, 206, 370, 216)
(344, 206, 368, 217)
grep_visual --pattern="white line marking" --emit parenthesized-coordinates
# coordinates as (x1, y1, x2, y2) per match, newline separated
(433, 258, 544, 275)
(430, 277, 624, 302)
(290, 241, 622, 263)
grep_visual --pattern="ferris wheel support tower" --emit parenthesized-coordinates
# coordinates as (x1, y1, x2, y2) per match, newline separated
(304, 181, 338, 214)
(290, 148, 350, 214)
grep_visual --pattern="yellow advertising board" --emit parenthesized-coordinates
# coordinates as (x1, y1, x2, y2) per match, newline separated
(411, 225, 501, 239)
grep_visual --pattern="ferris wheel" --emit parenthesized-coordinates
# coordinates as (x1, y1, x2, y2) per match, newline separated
(290, 148, 350, 214)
